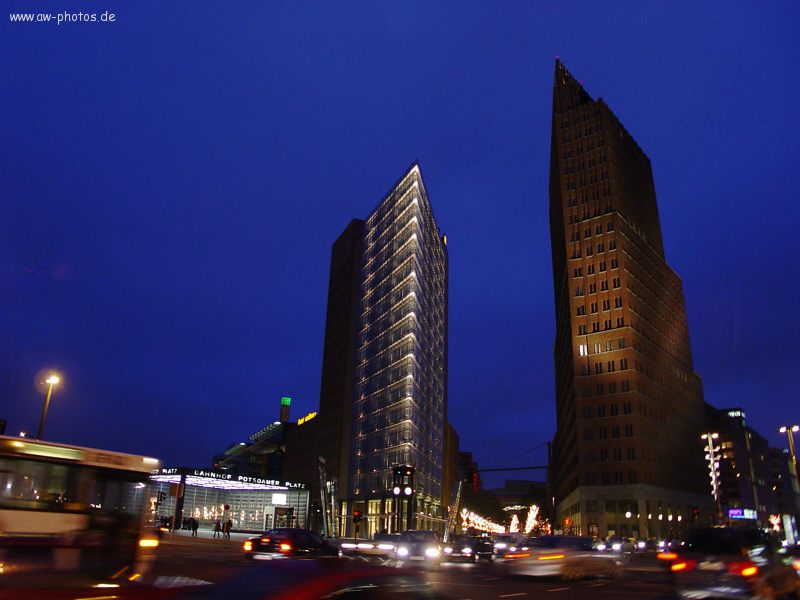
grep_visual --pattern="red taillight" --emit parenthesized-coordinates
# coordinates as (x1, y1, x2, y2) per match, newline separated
(671, 559, 696, 572)
(260, 537, 271, 543)
(505, 552, 531, 559)
(728, 561, 758, 578)
(243, 541, 252, 552)
(657, 552, 678, 560)
(279, 543, 292, 552)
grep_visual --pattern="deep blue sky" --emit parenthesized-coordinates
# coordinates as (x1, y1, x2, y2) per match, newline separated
(2, 1, 798, 489)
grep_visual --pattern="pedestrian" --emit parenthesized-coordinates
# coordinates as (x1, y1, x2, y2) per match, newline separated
(213, 518, 221, 539)
(191, 517, 199, 537)
(224, 519, 232, 539)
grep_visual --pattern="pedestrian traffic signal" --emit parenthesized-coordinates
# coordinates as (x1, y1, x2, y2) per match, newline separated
(353, 510, 362, 523)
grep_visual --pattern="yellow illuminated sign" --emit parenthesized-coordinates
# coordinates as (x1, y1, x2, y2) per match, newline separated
(297, 412, 318, 425)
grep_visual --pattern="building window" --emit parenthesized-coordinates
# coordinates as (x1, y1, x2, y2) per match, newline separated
(580, 365, 589, 375)
(628, 471, 637, 484)
(601, 280, 608, 291)
(594, 362, 603, 374)
(609, 240, 616, 250)
(603, 319, 611, 330)
(573, 267, 583, 277)
(615, 472, 624, 484)
(593, 342, 601, 353)
(618, 337, 626, 349)
(595, 225, 603, 235)
(621, 380, 629, 392)
(616, 317, 625, 327)
(611, 258, 619, 269)
(578, 324, 587, 335)
(610, 403, 619, 416)
(599, 261, 607, 272)
(597, 243, 605, 253)
(624, 424, 633, 436)
(590, 302, 598, 313)
(576, 286, 585, 296)
(611, 425, 620, 438)
(601, 473, 610, 485)
(612, 277, 620, 288)
(576, 305, 586, 315)
(623, 401, 632, 415)
(614, 297, 622, 308)
(607, 222, 614, 232)
(620, 358, 628, 370)
(586, 245, 593, 256)
(600, 449, 609, 462)
(587, 264, 595, 275)
(596, 383, 604, 395)
(589, 283, 597, 293)
(612, 448, 622, 461)
(608, 382, 617, 393)
(584, 229, 591, 238)
(597, 405, 606, 418)
(579, 344, 588, 356)
(583, 406, 593, 418)
(592, 322, 600, 332)
(605, 340, 613, 351)
(626, 447, 636, 460)
(602, 299, 610, 311)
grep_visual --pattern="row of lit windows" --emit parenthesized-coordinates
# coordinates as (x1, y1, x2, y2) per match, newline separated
(576, 297, 622, 315)
(576, 317, 625, 337)
(575, 278, 621, 297)
(582, 401, 633, 419)
(585, 447, 637, 462)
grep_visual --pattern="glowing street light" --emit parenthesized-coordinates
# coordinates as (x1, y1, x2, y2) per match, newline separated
(36, 374, 60, 440)
(779, 425, 799, 476)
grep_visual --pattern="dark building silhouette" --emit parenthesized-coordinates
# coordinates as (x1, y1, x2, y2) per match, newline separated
(548, 60, 710, 538)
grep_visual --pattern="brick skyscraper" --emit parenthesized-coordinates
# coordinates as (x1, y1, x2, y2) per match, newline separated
(548, 61, 711, 538)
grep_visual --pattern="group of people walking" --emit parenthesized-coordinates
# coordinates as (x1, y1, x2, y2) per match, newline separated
(213, 518, 233, 539)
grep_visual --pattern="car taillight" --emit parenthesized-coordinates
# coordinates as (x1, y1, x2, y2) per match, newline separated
(243, 541, 252, 552)
(279, 543, 292, 552)
(139, 537, 159, 548)
(657, 552, 678, 560)
(670, 559, 696, 572)
(537, 553, 565, 561)
(728, 561, 758, 578)
(260, 537, 271, 543)
(505, 552, 531, 559)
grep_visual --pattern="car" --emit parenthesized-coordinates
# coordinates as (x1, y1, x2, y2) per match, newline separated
(492, 532, 524, 556)
(394, 530, 442, 566)
(503, 535, 622, 580)
(443, 535, 494, 562)
(600, 536, 636, 554)
(338, 533, 399, 560)
(669, 527, 800, 600)
(243, 528, 340, 560)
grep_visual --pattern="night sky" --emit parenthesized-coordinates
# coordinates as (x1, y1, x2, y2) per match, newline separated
(3, 1, 798, 489)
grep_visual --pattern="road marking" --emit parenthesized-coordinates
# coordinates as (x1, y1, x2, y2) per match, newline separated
(587, 583, 605, 587)
(499, 594, 526, 598)
(546, 588, 570, 592)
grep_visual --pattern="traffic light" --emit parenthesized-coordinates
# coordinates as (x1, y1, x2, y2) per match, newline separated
(690, 506, 700, 522)
(353, 510, 362, 523)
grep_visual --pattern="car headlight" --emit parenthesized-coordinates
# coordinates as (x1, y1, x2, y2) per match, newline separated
(462, 547, 472, 554)
(425, 547, 440, 558)
(397, 547, 409, 557)
(509, 546, 517, 552)
(597, 543, 607, 551)
(443, 547, 453, 554)
(612, 543, 622, 551)
(637, 542, 646, 549)
(495, 543, 507, 549)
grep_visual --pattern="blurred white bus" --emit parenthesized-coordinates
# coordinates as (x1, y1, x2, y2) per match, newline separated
(0, 434, 160, 582)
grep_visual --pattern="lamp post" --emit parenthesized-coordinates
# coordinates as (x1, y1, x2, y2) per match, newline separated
(701, 433, 722, 523)
(36, 374, 60, 440)
(778, 425, 799, 477)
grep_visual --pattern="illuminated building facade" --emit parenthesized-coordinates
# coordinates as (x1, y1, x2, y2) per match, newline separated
(548, 61, 711, 538)
(316, 163, 448, 535)
(349, 162, 448, 534)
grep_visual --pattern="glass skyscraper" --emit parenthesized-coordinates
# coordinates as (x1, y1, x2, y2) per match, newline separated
(319, 163, 448, 534)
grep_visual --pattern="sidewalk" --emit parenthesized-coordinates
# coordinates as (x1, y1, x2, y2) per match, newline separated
(162, 528, 252, 542)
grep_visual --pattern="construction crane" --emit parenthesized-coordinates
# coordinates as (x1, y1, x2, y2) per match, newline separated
(443, 479, 463, 543)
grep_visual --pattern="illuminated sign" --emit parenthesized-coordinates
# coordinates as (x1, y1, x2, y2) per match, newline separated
(729, 508, 757, 520)
(281, 396, 292, 407)
(272, 493, 287, 505)
(298, 411, 318, 425)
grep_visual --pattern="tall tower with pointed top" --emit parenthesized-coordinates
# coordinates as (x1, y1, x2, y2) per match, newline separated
(548, 61, 710, 538)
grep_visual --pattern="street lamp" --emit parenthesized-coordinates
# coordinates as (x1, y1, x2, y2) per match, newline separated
(779, 425, 799, 475)
(37, 374, 60, 440)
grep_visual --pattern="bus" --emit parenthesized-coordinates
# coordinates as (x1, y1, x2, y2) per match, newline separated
(0, 434, 161, 584)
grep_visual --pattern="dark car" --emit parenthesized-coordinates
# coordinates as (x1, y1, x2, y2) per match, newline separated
(670, 527, 800, 599)
(394, 530, 442, 566)
(443, 535, 494, 562)
(243, 528, 340, 560)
